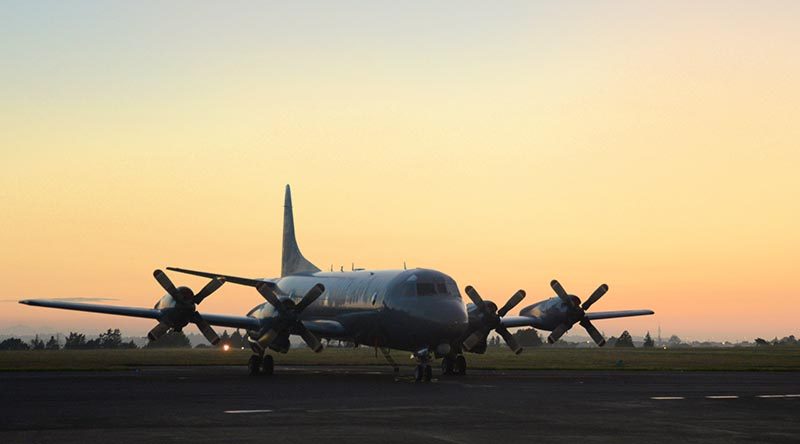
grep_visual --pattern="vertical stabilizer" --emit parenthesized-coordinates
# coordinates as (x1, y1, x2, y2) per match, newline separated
(282, 185, 321, 277)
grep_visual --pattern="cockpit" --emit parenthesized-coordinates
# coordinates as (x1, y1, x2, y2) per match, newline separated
(395, 270, 460, 298)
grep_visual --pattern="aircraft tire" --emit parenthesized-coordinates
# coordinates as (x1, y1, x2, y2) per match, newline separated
(454, 355, 467, 376)
(262, 355, 274, 375)
(248, 355, 262, 376)
(441, 356, 455, 375)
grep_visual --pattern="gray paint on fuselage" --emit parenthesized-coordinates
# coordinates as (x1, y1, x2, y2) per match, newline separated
(248, 268, 469, 352)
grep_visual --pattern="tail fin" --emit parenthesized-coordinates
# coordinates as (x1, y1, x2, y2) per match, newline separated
(281, 185, 321, 277)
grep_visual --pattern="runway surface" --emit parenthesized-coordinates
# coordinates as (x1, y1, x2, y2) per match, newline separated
(1, 365, 798, 443)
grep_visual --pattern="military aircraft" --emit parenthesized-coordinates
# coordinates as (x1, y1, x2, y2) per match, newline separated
(20, 185, 654, 381)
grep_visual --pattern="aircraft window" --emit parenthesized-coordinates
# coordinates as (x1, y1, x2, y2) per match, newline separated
(436, 283, 447, 294)
(416, 283, 437, 296)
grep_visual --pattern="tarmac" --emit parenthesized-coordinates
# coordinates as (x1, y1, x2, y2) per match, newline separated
(1, 365, 798, 443)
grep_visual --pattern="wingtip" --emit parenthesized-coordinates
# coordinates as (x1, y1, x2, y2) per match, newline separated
(19, 300, 30, 305)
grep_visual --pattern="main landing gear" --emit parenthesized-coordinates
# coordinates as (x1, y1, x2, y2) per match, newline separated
(440, 355, 467, 376)
(248, 354, 274, 376)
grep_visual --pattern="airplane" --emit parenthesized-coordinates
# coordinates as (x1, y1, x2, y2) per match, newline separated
(19, 185, 654, 381)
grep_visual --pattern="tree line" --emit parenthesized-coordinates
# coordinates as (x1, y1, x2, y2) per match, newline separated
(0, 328, 250, 350)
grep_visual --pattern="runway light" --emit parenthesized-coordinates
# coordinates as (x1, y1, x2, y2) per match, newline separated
(223, 344, 230, 351)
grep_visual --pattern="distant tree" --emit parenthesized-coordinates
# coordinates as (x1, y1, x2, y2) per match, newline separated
(146, 331, 191, 348)
(754, 337, 769, 346)
(98, 329, 123, 349)
(0, 337, 30, 351)
(668, 335, 682, 346)
(30, 335, 45, 350)
(643, 332, 655, 348)
(64, 332, 87, 349)
(512, 328, 543, 347)
(230, 330, 245, 349)
(45, 336, 60, 350)
(773, 335, 797, 346)
(218, 330, 231, 347)
(615, 330, 635, 348)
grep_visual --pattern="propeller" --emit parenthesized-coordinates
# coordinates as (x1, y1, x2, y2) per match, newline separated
(147, 269, 225, 345)
(255, 283, 326, 352)
(462, 286, 526, 354)
(547, 279, 609, 345)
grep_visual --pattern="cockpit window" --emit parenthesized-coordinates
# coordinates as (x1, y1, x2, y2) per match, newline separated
(416, 283, 437, 296)
(436, 283, 447, 294)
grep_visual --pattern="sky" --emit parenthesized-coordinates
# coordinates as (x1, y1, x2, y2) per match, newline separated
(1, 1, 798, 342)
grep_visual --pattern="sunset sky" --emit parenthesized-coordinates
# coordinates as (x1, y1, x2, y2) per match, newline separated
(1, 1, 798, 342)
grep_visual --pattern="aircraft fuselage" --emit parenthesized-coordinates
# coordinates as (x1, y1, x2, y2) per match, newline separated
(247, 268, 468, 353)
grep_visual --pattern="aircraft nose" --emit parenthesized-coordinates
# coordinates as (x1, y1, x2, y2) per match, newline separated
(422, 298, 469, 338)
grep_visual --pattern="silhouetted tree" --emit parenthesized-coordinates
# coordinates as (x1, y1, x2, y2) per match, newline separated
(0, 337, 30, 350)
(95, 329, 122, 349)
(30, 335, 45, 350)
(218, 330, 231, 347)
(754, 337, 769, 346)
(146, 331, 191, 348)
(513, 328, 543, 347)
(64, 332, 87, 349)
(615, 330, 635, 348)
(45, 336, 60, 350)
(668, 335, 682, 346)
(230, 330, 245, 349)
(643, 332, 655, 348)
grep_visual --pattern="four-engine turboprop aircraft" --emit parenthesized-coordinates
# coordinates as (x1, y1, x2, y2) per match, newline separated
(20, 185, 654, 381)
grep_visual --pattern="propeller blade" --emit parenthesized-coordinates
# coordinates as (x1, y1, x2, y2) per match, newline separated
(147, 321, 171, 342)
(497, 290, 526, 317)
(194, 277, 225, 304)
(550, 280, 574, 308)
(153, 269, 179, 298)
(257, 284, 286, 314)
(257, 329, 280, 348)
(296, 323, 323, 352)
(193, 315, 221, 345)
(465, 286, 487, 312)
(496, 326, 522, 354)
(580, 319, 606, 346)
(547, 323, 570, 344)
(462, 328, 489, 352)
(295, 284, 325, 313)
(581, 284, 608, 311)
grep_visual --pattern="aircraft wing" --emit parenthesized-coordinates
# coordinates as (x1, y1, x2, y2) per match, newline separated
(19, 299, 161, 319)
(301, 319, 347, 338)
(166, 267, 276, 288)
(584, 309, 654, 320)
(499, 316, 545, 329)
(19, 299, 262, 331)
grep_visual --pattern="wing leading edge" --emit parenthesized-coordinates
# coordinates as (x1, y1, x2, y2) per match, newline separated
(500, 309, 654, 329)
(19, 299, 261, 331)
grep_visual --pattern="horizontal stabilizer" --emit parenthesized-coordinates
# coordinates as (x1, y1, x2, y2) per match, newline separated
(167, 267, 276, 288)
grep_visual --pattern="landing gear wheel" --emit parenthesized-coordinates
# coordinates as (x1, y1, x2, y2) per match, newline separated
(454, 355, 467, 376)
(261, 354, 274, 375)
(441, 356, 455, 375)
(248, 355, 262, 376)
(424, 365, 433, 382)
(414, 364, 424, 382)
